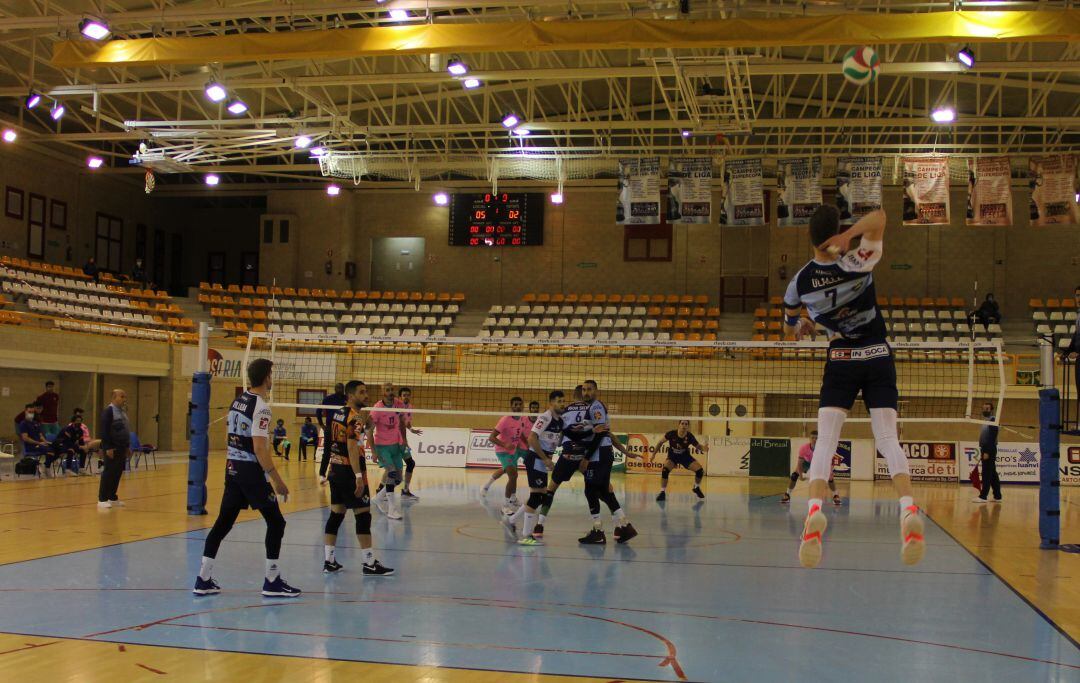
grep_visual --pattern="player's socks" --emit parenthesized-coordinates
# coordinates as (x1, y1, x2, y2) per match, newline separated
(362, 548, 375, 564)
(900, 503, 925, 565)
(199, 556, 214, 581)
(509, 505, 526, 525)
(324, 545, 336, 563)
(522, 511, 538, 538)
(798, 502, 828, 569)
(899, 495, 914, 510)
(612, 508, 627, 525)
(537, 513, 547, 525)
(265, 559, 281, 582)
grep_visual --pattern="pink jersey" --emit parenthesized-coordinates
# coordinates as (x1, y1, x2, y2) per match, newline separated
(799, 442, 814, 463)
(493, 415, 529, 454)
(371, 399, 404, 446)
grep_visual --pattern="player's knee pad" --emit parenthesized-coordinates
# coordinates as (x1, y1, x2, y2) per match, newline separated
(661, 466, 671, 480)
(354, 511, 372, 536)
(527, 491, 544, 509)
(790, 470, 800, 484)
(870, 408, 909, 476)
(809, 407, 846, 482)
(405, 457, 416, 473)
(694, 468, 704, 483)
(385, 469, 402, 487)
(324, 510, 346, 536)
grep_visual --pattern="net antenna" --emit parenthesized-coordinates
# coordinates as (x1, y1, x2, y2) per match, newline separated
(242, 333, 1005, 428)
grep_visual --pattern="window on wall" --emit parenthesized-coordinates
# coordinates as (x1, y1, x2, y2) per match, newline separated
(623, 225, 672, 262)
(278, 219, 290, 244)
(262, 219, 273, 243)
(95, 212, 123, 272)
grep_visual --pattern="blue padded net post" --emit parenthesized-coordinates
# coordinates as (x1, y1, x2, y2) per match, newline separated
(1038, 388, 1060, 549)
(187, 371, 211, 515)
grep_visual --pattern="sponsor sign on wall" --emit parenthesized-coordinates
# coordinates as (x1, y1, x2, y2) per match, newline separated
(959, 442, 1040, 484)
(181, 346, 317, 383)
(407, 427, 468, 468)
(707, 436, 751, 478)
(621, 433, 700, 475)
(875, 441, 957, 482)
(467, 428, 502, 468)
(901, 157, 950, 225)
(1061, 446, 1080, 486)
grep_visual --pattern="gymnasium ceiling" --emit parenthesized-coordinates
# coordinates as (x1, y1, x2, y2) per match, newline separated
(0, 1, 1077, 187)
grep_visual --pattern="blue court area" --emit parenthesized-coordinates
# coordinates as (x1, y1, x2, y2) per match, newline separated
(0, 475, 1077, 682)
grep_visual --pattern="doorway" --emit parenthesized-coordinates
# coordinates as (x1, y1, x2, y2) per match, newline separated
(241, 251, 259, 286)
(207, 252, 226, 284)
(370, 237, 425, 291)
(136, 378, 160, 445)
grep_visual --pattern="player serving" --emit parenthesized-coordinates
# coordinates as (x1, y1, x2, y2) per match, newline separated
(784, 206, 924, 569)
(655, 420, 708, 502)
(322, 380, 393, 576)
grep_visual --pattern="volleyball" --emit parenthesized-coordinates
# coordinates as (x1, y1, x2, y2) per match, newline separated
(842, 46, 880, 86)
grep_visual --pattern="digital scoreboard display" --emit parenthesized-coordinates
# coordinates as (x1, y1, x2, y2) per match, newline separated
(448, 192, 544, 246)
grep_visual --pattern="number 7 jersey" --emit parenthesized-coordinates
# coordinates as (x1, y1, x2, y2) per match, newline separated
(783, 239, 887, 342)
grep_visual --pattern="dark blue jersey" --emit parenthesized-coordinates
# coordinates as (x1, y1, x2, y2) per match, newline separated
(784, 239, 886, 342)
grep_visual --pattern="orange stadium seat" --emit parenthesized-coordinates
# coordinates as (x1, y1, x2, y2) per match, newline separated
(235, 322, 250, 334)
(664, 294, 679, 304)
(920, 297, 934, 308)
(551, 293, 565, 304)
(769, 296, 783, 306)
(594, 294, 608, 304)
(242, 285, 255, 295)
(707, 307, 720, 318)
(677, 306, 691, 318)
(703, 333, 717, 341)
(647, 306, 661, 317)
(753, 321, 766, 332)
(904, 297, 919, 308)
(1029, 298, 1044, 310)
(769, 308, 782, 319)
(675, 319, 689, 331)
(522, 293, 537, 303)
(679, 295, 693, 305)
(297, 288, 311, 298)
(689, 319, 704, 331)
(876, 297, 888, 308)
(270, 287, 284, 296)
(253, 310, 267, 321)
(691, 306, 705, 318)
(659, 319, 673, 331)
(227, 284, 241, 294)
(423, 292, 436, 302)
(1064, 298, 1077, 309)
(579, 294, 593, 304)
(238, 297, 252, 307)
(890, 296, 903, 308)
(564, 294, 579, 303)
(394, 291, 408, 301)
(452, 293, 465, 302)
(198, 294, 210, 305)
(310, 289, 325, 298)
(950, 297, 966, 308)
(324, 289, 338, 299)
(662, 306, 676, 318)
(688, 333, 702, 342)
(238, 310, 253, 320)
(536, 293, 551, 303)
(252, 323, 267, 333)
(410, 292, 423, 302)
(608, 294, 622, 304)
(705, 320, 719, 331)
(673, 332, 687, 341)
(623, 294, 637, 304)
(935, 297, 949, 308)
(256, 286, 269, 296)
(437, 293, 451, 302)
(1046, 298, 1061, 309)
(649, 294, 664, 304)
(283, 288, 297, 297)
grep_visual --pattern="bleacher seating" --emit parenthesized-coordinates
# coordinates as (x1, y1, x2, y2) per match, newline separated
(0, 257, 192, 335)
(754, 295, 1002, 343)
(1030, 297, 1078, 350)
(198, 283, 464, 338)
(481, 293, 719, 342)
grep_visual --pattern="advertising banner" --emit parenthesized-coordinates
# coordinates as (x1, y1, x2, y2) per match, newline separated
(966, 156, 1013, 226)
(719, 158, 765, 226)
(621, 433, 697, 475)
(959, 442, 1040, 484)
(1064, 446, 1080, 486)
(776, 157, 822, 226)
(407, 427, 468, 468)
(667, 157, 712, 224)
(837, 156, 883, 226)
(902, 157, 951, 225)
(617, 157, 661, 224)
(707, 436, 751, 478)
(875, 441, 957, 482)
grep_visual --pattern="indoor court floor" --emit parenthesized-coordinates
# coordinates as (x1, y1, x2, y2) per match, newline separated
(0, 459, 1077, 682)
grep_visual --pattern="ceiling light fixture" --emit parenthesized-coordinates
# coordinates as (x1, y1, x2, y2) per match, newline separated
(433, 192, 449, 206)
(501, 112, 520, 128)
(25, 92, 41, 110)
(957, 46, 975, 69)
(204, 82, 227, 102)
(930, 107, 956, 124)
(205, 174, 220, 186)
(550, 193, 564, 204)
(512, 127, 531, 136)
(294, 135, 312, 149)
(226, 99, 248, 115)
(2, 129, 16, 143)
(327, 184, 341, 196)
(87, 156, 104, 169)
(462, 78, 481, 89)
(389, 9, 409, 21)
(447, 57, 468, 76)
(79, 18, 111, 41)
(50, 102, 65, 120)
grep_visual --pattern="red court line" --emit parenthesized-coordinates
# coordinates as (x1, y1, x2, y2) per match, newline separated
(135, 662, 167, 675)
(0, 640, 59, 656)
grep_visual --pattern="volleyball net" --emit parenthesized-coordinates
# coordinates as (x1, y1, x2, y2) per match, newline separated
(242, 334, 1005, 430)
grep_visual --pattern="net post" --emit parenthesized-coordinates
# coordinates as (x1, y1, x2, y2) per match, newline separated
(1038, 386, 1061, 549)
(186, 322, 211, 516)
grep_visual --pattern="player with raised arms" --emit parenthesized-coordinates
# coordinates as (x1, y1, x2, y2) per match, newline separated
(784, 206, 924, 568)
(655, 420, 709, 502)
(780, 430, 843, 506)
(193, 358, 300, 597)
(322, 380, 394, 576)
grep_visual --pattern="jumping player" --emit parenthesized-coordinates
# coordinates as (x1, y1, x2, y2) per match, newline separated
(322, 380, 394, 576)
(193, 359, 300, 597)
(515, 390, 565, 545)
(784, 206, 924, 568)
(397, 387, 423, 500)
(655, 420, 708, 501)
(484, 396, 530, 513)
(368, 381, 405, 520)
(781, 430, 842, 506)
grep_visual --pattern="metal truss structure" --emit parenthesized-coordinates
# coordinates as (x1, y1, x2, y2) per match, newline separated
(0, 1, 1076, 187)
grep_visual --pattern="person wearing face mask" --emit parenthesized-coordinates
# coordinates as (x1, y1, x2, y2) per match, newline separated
(17, 403, 52, 470)
(972, 402, 1001, 503)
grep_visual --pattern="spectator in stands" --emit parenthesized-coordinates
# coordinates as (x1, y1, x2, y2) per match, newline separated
(299, 417, 318, 462)
(132, 258, 147, 288)
(972, 293, 1001, 328)
(17, 405, 52, 473)
(35, 380, 61, 439)
(83, 256, 99, 281)
(1062, 285, 1080, 423)
(98, 389, 130, 509)
(53, 414, 88, 475)
(272, 419, 291, 460)
(13, 401, 41, 430)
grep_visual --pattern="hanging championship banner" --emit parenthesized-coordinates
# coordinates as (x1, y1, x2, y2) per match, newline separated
(616, 157, 661, 224)
(719, 158, 765, 226)
(1029, 154, 1079, 226)
(666, 157, 712, 224)
(901, 157, 950, 225)
(836, 156, 883, 226)
(776, 157, 822, 226)
(966, 157, 1013, 226)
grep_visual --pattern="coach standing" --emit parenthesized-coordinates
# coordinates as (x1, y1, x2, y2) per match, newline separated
(36, 381, 61, 439)
(972, 401, 1001, 503)
(98, 389, 131, 509)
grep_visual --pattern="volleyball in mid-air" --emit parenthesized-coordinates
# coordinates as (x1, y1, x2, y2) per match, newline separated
(842, 46, 880, 86)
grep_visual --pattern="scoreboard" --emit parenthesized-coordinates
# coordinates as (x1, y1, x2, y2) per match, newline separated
(448, 192, 544, 246)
